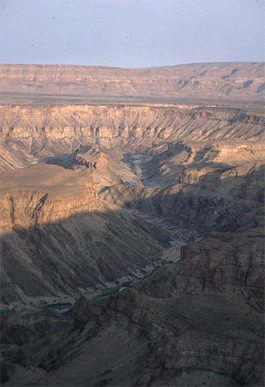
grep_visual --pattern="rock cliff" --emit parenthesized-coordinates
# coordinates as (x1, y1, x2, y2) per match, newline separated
(0, 163, 98, 230)
(1, 103, 264, 170)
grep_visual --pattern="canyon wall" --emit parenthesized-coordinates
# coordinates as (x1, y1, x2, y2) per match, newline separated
(1, 104, 264, 142)
(0, 103, 264, 170)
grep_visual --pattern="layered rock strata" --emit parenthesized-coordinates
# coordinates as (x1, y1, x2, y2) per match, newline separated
(1, 103, 264, 170)
(0, 62, 264, 99)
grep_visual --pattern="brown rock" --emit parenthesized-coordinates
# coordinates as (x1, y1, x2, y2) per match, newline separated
(73, 294, 95, 329)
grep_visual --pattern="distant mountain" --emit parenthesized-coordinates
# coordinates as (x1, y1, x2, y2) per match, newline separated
(0, 62, 264, 100)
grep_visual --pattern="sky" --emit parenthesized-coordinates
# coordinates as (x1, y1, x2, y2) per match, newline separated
(0, 0, 264, 68)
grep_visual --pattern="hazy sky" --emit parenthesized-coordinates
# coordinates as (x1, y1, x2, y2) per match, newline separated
(0, 0, 264, 68)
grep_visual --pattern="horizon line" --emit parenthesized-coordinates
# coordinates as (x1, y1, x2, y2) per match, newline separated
(0, 61, 264, 71)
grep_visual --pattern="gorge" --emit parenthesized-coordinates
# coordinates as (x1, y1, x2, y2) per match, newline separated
(0, 62, 264, 386)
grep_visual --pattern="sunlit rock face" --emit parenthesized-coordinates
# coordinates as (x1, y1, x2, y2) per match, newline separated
(0, 163, 98, 230)
(1, 104, 264, 143)
(0, 103, 264, 171)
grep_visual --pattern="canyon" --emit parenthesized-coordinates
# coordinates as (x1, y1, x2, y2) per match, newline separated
(0, 63, 264, 386)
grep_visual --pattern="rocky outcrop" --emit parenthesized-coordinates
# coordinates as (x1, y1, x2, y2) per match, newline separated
(154, 164, 264, 233)
(73, 294, 97, 329)
(0, 163, 98, 230)
(135, 209, 264, 308)
(0, 306, 76, 376)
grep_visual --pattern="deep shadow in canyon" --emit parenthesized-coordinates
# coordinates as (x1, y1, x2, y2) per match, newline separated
(1, 163, 264, 302)
(0, 208, 264, 386)
(1, 166, 264, 386)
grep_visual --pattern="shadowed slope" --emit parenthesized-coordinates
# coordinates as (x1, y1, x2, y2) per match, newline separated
(3, 214, 263, 387)
(0, 164, 170, 305)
